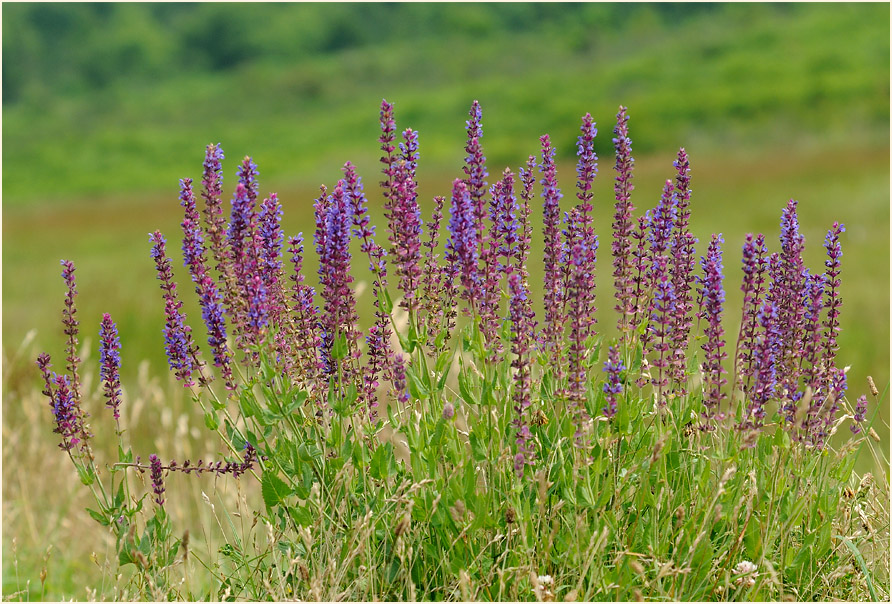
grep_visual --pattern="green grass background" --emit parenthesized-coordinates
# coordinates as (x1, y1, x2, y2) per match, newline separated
(2, 3, 889, 599)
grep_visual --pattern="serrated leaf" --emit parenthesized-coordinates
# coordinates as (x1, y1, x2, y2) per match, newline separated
(261, 472, 292, 509)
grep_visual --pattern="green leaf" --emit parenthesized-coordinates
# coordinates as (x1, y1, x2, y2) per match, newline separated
(458, 368, 478, 406)
(407, 369, 429, 400)
(204, 410, 219, 431)
(87, 507, 109, 526)
(283, 390, 308, 415)
(370, 443, 392, 480)
(76, 464, 95, 486)
(380, 288, 394, 314)
(837, 536, 879, 601)
(289, 504, 315, 527)
(331, 333, 348, 360)
(261, 472, 293, 509)
(469, 431, 487, 462)
(117, 445, 133, 465)
(429, 418, 446, 450)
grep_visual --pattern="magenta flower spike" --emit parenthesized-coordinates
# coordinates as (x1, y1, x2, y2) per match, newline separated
(388, 133, 424, 313)
(612, 107, 636, 338)
(698, 234, 727, 429)
(517, 155, 535, 278)
(741, 301, 780, 437)
(99, 313, 123, 423)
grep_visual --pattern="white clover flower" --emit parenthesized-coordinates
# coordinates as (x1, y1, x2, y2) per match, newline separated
(733, 560, 758, 588)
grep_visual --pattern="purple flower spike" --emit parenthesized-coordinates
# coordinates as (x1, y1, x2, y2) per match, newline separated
(388, 141, 424, 314)
(735, 233, 768, 392)
(741, 301, 780, 438)
(648, 268, 677, 402)
(699, 234, 727, 430)
(851, 395, 868, 435)
(60, 259, 82, 404)
(149, 454, 165, 508)
(540, 134, 566, 366)
(491, 168, 519, 276)
(150, 231, 200, 386)
(602, 345, 625, 419)
(181, 177, 233, 387)
(446, 179, 479, 314)
(258, 193, 284, 290)
(287, 234, 322, 392)
(565, 210, 597, 447)
(509, 272, 536, 477)
(823, 222, 845, 369)
(517, 155, 536, 278)
(379, 99, 398, 204)
(99, 313, 123, 423)
(390, 352, 410, 406)
(576, 113, 598, 221)
(318, 183, 360, 383)
(612, 107, 636, 338)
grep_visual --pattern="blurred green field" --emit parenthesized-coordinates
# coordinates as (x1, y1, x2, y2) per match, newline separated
(2, 3, 889, 600)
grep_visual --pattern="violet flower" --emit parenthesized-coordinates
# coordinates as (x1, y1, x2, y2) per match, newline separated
(668, 149, 696, 393)
(150, 231, 200, 386)
(774, 200, 807, 396)
(508, 272, 535, 476)
(648, 267, 677, 402)
(612, 106, 636, 338)
(851, 395, 868, 435)
(258, 193, 284, 292)
(99, 313, 123, 423)
(800, 270, 826, 392)
(602, 345, 624, 419)
(699, 234, 727, 429)
(60, 259, 81, 403)
(490, 168, 519, 276)
(421, 195, 446, 345)
(379, 99, 398, 206)
(390, 352, 410, 406)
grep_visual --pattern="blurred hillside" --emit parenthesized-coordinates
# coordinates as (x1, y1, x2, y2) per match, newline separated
(3, 2, 889, 204)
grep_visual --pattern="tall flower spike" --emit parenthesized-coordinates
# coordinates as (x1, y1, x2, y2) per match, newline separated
(612, 107, 636, 338)
(446, 179, 479, 314)
(774, 199, 807, 399)
(517, 155, 535, 279)
(181, 177, 233, 388)
(669, 149, 696, 394)
(287, 234, 323, 393)
(389, 133, 424, 313)
(602, 345, 625, 419)
(734, 233, 768, 393)
(699, 234, 727, 430)
(318, 183, 361, 386)
(508, 272, 535, 477)
(150, 231, 200, 386)
(741, 301, 780, 437)
(379, 99, 398, 206)
(60, 259, 81, 404)
(539, 135, 566, 364)
(823, 222, 845, 369)
(421, 195, 446, 344)
(99, 313, 123, 424)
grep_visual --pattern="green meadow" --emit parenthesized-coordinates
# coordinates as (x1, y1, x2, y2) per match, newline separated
(2, 3, 889, 599)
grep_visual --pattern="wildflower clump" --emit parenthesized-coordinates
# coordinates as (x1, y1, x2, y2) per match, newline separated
(37, 100, 886, 602)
